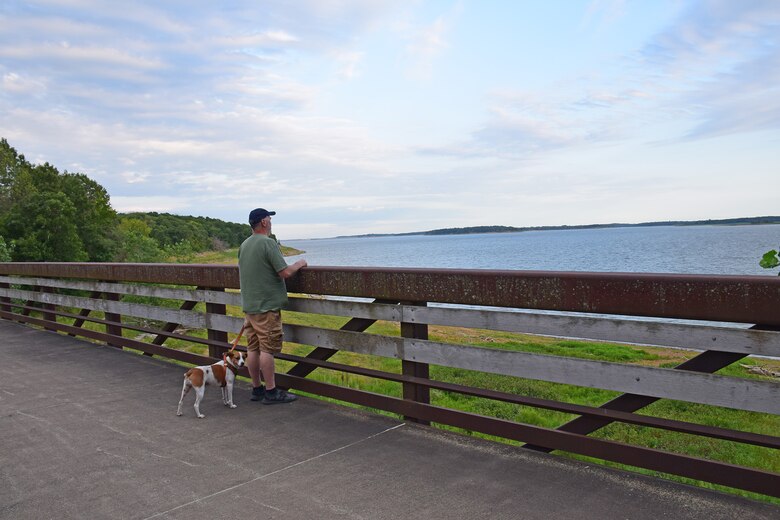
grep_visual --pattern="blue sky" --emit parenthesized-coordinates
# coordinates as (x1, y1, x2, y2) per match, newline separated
(1, 1, 778, 239)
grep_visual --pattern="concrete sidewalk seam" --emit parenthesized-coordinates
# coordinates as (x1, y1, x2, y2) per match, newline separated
(140, 422, 406, 520)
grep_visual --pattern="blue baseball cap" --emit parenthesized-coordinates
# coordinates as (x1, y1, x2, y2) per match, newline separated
(249, 208, 276, 227)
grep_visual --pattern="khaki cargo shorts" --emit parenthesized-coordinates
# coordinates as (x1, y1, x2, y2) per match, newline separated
(244, 311, 283, 354)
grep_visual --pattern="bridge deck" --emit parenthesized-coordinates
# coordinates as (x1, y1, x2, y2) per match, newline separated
(1, 319, 777, 520)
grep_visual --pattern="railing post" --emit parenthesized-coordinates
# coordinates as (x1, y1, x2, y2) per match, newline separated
(41, 285, 56, 331)
(206, 288, 228, 358)
(401, 301, 430, 424)
(104, 290, 122, 348)
(0, 282, 12, 314)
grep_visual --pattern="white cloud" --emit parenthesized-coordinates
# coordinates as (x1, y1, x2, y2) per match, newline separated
(111, 196, 191, 213)
(119, 171, 149, 184)
(581, 0, 628, 30)
(403, 2, 462, 79)
(212, 30, 300, 49)
(0, 42, 165, 70)
(2, 72, 47, 96)
(334, 51, 365, 80)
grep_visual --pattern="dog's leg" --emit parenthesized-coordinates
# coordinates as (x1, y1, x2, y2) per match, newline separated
(193, 386, 206, 418)
(177, 379, 191, 416)
(225, 381, 237, 409)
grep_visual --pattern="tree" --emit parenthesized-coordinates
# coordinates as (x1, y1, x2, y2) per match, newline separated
(0, 235, 12, 262)
(121, 212, 250, 252)
(112, 218, 165, 263)
(0, 139, 117, 262)
(59, 172, 117, 261)
(4, 192, 87, 261)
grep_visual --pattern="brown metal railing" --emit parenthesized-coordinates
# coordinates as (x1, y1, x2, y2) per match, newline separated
(0, 262, 779, 498)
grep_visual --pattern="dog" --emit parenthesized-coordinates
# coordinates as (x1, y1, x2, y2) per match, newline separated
(176, 350, 246, 418)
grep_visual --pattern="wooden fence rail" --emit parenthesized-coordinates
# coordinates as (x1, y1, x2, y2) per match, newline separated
(0, 263, 779, 498)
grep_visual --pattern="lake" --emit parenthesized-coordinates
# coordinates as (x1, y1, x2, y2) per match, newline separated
(285, 224, 780, 276)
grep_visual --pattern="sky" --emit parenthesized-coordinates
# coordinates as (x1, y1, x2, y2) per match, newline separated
(1, 0, 778, 239)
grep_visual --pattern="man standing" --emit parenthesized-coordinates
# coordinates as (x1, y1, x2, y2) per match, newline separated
(238, 208, 307, 404)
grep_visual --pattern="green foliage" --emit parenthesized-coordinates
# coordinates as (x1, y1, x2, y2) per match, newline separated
(4, 191, 87, 261)
(0, 138, 117, 262)
(123, 212, 250, 250)
(59, 172, 116, 261)
(760, 249, 779, 274)
(112, 218, 165, 263)
(163, 239, 196, 263)
(0, 235, 12, 262)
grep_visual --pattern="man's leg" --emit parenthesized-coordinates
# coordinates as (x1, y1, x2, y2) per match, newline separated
(247, 349, 262, 388)
(260, 312, 296, 404)
(244, 316, 266, 401)
(259, 351, 276, 390)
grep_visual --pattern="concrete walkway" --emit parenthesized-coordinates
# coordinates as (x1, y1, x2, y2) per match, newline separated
(0, 319, 777, 520)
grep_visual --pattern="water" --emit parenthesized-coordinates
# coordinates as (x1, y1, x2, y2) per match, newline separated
(285, 224, 780, 275)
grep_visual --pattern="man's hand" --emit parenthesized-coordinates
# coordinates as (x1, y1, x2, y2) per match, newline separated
(278, 258, 307, 279)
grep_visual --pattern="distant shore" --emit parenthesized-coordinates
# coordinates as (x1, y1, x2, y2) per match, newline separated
(335, 216, 780, 239)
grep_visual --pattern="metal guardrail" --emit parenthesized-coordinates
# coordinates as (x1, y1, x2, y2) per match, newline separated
(1, 262, 779, 498)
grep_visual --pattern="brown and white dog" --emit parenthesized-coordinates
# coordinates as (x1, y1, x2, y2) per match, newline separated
(176, 351, 246, 418)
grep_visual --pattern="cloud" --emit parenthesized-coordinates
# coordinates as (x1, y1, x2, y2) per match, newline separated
(419, 0, 780, 160)
(212, 30, 300, 49)
(403, 2, 462, 79)
(111, 195, 192, 213)
(581, 0, 628, 30)
(334, 50, 365, 80)
(2, 72, 48, 96)
(0, 42, 165, 71)
(418, 89, 627, 160)
(680, 50, 780, 140)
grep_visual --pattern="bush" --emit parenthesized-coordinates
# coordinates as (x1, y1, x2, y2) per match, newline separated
(0, 235, 12, 262)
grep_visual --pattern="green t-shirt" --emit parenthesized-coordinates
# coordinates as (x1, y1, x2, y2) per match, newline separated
(238, 234, 289, 313)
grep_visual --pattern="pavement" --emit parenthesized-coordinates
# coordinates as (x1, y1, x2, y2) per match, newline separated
(0, 318, 777, 520)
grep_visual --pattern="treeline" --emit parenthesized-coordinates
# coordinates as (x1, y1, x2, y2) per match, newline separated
(0, 139, 251, 262)
(343, 217, 780, 239)
(117, 212, 249, 259)
(422, 225, 519, 236)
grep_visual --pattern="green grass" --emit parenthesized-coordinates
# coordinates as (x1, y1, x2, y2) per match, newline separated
(192, 244, 302, 264)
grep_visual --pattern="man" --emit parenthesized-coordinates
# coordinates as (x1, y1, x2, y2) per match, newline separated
(238, 207, 307, 404)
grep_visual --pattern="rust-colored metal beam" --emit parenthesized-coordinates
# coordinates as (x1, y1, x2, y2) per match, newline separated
(289, 267, 780, 326)
(4, 263, 779, 325)
(205, 287, 228, 358)
(0, 263, 239, 288)
(401, 301, 430, 424)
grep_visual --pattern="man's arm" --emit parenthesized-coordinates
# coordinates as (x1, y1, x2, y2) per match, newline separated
(277, 259, 307, 279)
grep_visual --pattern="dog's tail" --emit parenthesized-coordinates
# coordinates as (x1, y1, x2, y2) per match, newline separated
(184, 368, 195, 379)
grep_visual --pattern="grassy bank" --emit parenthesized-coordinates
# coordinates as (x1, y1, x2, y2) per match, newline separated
(192, 244, 303, 264)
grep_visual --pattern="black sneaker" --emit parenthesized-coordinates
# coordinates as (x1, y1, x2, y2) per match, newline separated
(262, 388, 297, 405)
(250, 386, 265, 401)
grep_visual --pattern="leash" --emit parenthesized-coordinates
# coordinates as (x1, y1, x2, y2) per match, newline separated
(229, 322, 248, 352)
(223, 322, 248, 365)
